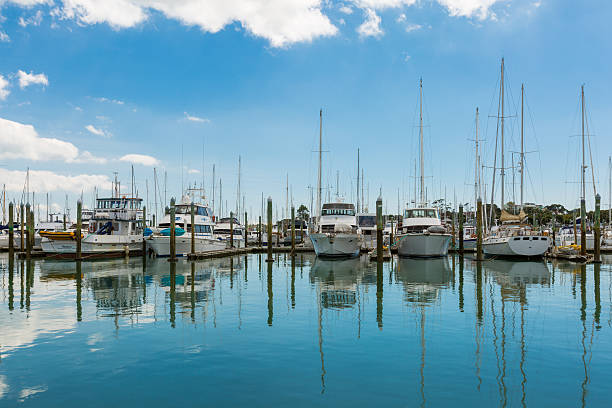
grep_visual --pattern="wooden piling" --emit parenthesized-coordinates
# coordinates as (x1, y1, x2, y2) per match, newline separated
(8, 202, 14, 259)
(169, 198, 177, 262)
(476, 198, 483, 261)
(76, 200, 82, 260)
(376, 196, 383, 263)
(580, 198, 587, 256)
(458, 204, 464, 254)
(266, 197, 273, 262)
(25, 203, 31, 259)
(594, 194, 601, 263)
(230, 211, 234, 249)
(190, 202, 195, 256)
(244, 212, 248, 248)
(63, 213, 66, 231)
(258, 215, 262, 247)
(20, 203, 24, 252)
(142, 206, 147, 258)
(291, 206, 295, 256)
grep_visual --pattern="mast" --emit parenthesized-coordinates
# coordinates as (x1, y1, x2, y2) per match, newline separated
(317, 109, 322, 219)
(609, 156, 611, 226)
(419, 78, 425, 206)
(212, 164, 215, 214)
(153, 168, 158, 221)
(357, 148, 360, 212)
(474, 107, 480, 209)
(581, 85, 586, 202)
(286, 173, 289, 219)
(361, 169, 365, 211)
(500, 58, 505, 211)
(520, 83, 525, 211)
(237, 155, 241, 220)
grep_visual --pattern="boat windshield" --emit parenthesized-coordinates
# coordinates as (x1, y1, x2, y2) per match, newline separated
(322, 208, 355, 216)
(404, 209, 437, 218)
(357, 216, 376, 227)
(175, 205, 211, 216)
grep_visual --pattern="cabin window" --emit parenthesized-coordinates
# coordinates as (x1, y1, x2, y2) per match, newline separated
(514, 237, 521, 240)
(523, 237, 529, 240)
(404, 209, 437, 218)
(322, 208, 355, 216)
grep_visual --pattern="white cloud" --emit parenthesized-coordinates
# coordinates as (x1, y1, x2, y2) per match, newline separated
(74, 106, 83, 111)
(405, 23, 422, 32)
(18, 9, 43, 26)
(339, 5, 353, 14)
(17, 70, 48, 89)
(85, 124, 110, 138)
(119, 153, 159, 166)
(187, 168, 200, 174)
(184, 112, 209, 123)
(0, 117, 106, 163)
(48, 0, 338, 48)
(5, 0, 52, 6)
(351, 0, 416, 9)
(436, 0, 501, 19)
(0, 31, 10, 42)
(357, 8, 383, 38)
(396, 13, 406, 22)
(94, 96, 124, 105)
(0, 168, 110, 193)
(0, 75, 9, 100)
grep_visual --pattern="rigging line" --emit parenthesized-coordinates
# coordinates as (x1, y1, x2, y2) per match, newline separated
(584, 101, 597, 196)
(523, 87, 546, 206)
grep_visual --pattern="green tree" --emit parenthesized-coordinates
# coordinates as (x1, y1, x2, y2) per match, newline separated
(297, 205, 309, 221)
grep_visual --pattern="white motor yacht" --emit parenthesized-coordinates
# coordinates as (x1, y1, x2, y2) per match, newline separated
(310, 202, 361, 258)
(214, 216, 245, 248)
(397, 207, 451, 258)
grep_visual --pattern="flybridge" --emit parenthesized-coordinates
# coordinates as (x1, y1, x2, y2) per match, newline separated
(96, 197, 142, 210)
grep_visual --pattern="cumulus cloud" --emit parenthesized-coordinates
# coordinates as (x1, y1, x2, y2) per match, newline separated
(0, 31, 9, 42)
(357, 8, 383, 38)
(94, 96, 124, 105)
(405, 23, 422, 32)
(85, 124, 110, 138)
(184, 112, 209, 123)
(0, 75, 9, 100)
(0, 117, 106, 163)
(187, 168, 200, 174)
(0, 168, 108, 193)
(436, 0, 501, 19)
(17, 70, 48, 89)
(45, 0, 338, 47)
(119, 153, 159, 166)
(339, 5, 353, 14)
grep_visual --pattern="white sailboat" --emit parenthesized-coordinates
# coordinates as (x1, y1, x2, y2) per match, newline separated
(482, 59, 550, 258)
(397, 79, 451, 258)
(309, 110, 362, 258)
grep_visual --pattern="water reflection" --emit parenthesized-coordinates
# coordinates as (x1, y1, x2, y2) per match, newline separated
(310, 257, 364, 310)
(395, 257, 452, 304)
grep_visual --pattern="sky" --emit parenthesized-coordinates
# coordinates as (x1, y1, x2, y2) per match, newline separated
(0, 0, 610, 222)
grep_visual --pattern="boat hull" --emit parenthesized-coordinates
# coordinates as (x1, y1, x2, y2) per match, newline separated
(147, 235, 226, 257)
(41, 234, 143, 258)
(483, 236, 550, 258)
(397, 233, 451, 258)
(310, 233, 361, 258)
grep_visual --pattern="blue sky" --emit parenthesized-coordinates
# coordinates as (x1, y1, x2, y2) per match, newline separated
(0, 0, 610, 221)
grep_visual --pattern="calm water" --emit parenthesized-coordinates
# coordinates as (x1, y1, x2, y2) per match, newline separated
(1, 253, 612, 407)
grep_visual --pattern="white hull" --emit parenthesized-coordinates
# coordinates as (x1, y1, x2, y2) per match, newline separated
(463, 238, 477, 251)
(310, 233, 361, 258)
(147, 235, 226, 257)
(41, 234, 143, 254)
(397, 233, 451, 258)
(0, 234, 9, 250)
(483, 235, 549, 257)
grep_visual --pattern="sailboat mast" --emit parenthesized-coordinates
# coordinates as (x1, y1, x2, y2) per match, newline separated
(609, 156, 611, 226)
(357, 148, 360, 212)
(474, 107, 480, 208)
(500, 58, 505, 210)
(581, 85, 586, 201)
(419, 78, 425, 206)
(317, 109, 322, 219)
(520, 83, 525, 211)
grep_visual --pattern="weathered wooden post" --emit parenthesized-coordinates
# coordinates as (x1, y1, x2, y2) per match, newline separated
(580, 198, 587, 256)
(291, 206, 295, 256)
(594, 194, 601, 262)
(390, 217, 394, 249)
(230, 211, 234, 249)
(8, 202, 14, 259)
(76, 200, 82, 260)
(169, 198, 177, 262)
(476, 198, 483, 261)
(190, 202, 196, 256)
(142, 206, 147, 259)
(29, 208, 35, 250)
(459, 204, 464, 254)
(266, 197, 273, 262)
(76, 260, 82, 322)
(25, 203, 31, 259)
(20, 203, 25, 252)
(376, 196, 383, 262)
(63, 213, 66, 231)
(258, 215, 262, 247)
(244, 212, 248, 248)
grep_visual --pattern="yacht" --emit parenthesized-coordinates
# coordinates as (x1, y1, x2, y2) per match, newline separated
(146, 195, 225, 257)
(357, 213, 377, 250)
(397, 207, 451, 257)
(214, 216, 245, 248)
(482, 62, 549, 258)
(41, 194, 144, 259)
(396, 79, 451, 258)
(310, 202, 361, 258)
